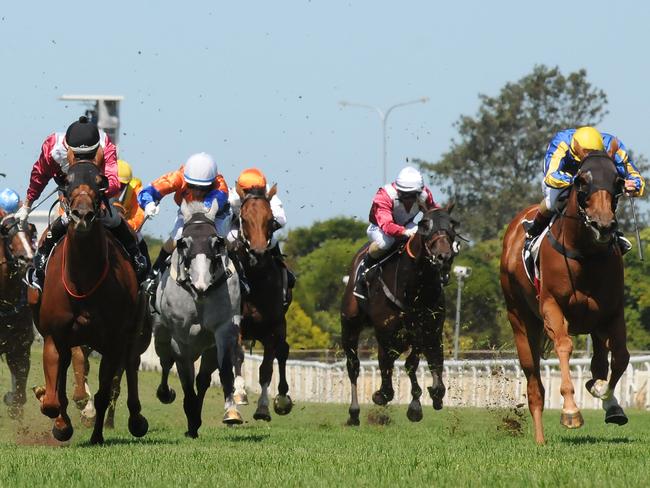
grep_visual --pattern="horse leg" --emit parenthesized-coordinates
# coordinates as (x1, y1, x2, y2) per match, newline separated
(175, 355, 201, 438)
(40, 335, 61, 419)
(154, 326, 176, 404)
(71, 346, 90, 409)
(508, 308, 545, 443)
(372, 343, 397, 406)
(52, 347, 74, 442)
(125, 351, 148, 438)
(104, 368, 123, 429)
(195, 347, 218, 428)
(215, 321, 243, 425)
(90, 354, 120, 445)
(254, 339, 275, 422)
(273, 336, 293, 416)
(405, 350, 423, 422)
(232, 336, 248, 405)
(4, 339, 30, 419)
(544, 303, 583, 430)
(342, 315, 363, 425)
(422, 327, 446, 411)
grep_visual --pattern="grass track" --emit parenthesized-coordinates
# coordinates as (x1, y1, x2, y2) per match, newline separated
(1, 348, 649, 487)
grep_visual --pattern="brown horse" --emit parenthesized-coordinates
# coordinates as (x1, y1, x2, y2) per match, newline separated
(341, 206, 459, 425)
(231, 185, 293, 420)
(29, 162, 148, 444)
(501, 148, 630, 444)
(0, 214, 36, 418)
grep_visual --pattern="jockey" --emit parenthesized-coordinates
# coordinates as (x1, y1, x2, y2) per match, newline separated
(0, 188, 21, 217)
(137, 152, 231, 277)
(524, 127, 644, 254)
(111, 159, 150, 271)
(227, 167, 295, 290)
(15, 117, 148, 290)
(354, 166, 438, 299)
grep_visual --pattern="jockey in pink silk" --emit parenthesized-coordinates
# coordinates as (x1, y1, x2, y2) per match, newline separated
(354, 166, 438, 300)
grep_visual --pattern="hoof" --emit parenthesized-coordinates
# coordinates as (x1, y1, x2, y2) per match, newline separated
(184, 430, 199, 439)
(428, 386, 445, 410)
(273, 395, 293, 416)
(89, 434, 104, 445)
(605, 405, 628, 426)
(41, 404, 60, 419)
(346, 416, 360, 426)
(233, 392, 249, 406)
(560, 410, 584, 429)
(407, 403, 423, 422)
(32, 386, 46, 401)
(372, 390, 390, 406)
(128, 414, 149, 437)
(73, 394, 90, 410)
(156, 385, 176, 404)
(223, 407, 244, 425)
(52, 424, 74, 442)
(253, 405, 272, 422)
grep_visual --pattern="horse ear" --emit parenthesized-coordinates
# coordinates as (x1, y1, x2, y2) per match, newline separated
(267, 183, 277, 200)
(607, 138, 619, 160)
(446, 201, 455, 214)
(94, 146, 105, 167)
(235, 182, 246, 200)
(572, 138, 590, 161)
(206, 199, 219, 221)
(181, 199, 192, 221)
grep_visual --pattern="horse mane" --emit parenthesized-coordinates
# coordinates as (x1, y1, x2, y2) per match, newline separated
(244, 186, 267, 199)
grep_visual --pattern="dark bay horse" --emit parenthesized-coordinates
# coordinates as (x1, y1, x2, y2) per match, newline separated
(232, 184, 293, 421)
(501, 148, 630, 444)
(0, 214, 36, 418)
(29, 162, 148, 444)
(341, 207, 459, 425)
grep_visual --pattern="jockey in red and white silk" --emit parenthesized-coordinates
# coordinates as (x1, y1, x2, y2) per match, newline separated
(367, 166, 437, 253)
(25, 131, 120, 205)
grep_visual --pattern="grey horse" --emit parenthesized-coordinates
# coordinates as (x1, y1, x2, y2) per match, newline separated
(153, 200, 243, 438)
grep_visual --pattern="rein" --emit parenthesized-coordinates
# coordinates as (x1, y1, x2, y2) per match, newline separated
(61, 236, 110, 299)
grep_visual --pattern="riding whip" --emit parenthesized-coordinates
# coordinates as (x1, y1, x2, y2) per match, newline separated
(28, 187, 59, 213)
(627, 194, 644, 261)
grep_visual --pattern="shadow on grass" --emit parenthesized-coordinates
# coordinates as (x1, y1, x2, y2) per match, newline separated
(77, 436, 181, 447)
(560, 435, 631, 445)
(223, 432, 270, 443)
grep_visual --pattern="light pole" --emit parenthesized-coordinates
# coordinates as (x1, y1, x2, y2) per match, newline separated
(339, 97, 429, 184)
(453, 265, 472, 360)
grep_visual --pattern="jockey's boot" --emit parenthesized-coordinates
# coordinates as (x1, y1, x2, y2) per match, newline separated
(616, 231, 633, 255)
(26, 216, 67, 291)
(228, 250, 251, 296)
(523, 210, 552, 252)
(110, 219, 148, 283)
(150, 248, 172, 277)
(353, 243, 383, 300)
(269, 244, 296, 306)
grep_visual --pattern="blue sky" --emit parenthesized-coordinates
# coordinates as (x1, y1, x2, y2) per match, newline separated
(1, 0, 649, 236)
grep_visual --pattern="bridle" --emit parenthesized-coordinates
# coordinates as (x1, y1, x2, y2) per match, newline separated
(0, 216, 35, 270)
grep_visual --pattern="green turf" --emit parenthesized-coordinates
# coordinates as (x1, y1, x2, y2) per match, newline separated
(1, 347, 649, 487)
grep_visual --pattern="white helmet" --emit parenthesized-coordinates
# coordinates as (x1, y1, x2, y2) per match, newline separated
(183, 152, 217, 186)
(395, 166, 424, 193)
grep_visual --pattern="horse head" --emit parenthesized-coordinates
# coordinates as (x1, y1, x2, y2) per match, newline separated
(572, 146, 623, 245)
(0, 215, 36, 270)
(416, 204, 460, 282)
(237, 184, 278, 258)
(64, 162, 108, 234)
(177, 200, 223, 295)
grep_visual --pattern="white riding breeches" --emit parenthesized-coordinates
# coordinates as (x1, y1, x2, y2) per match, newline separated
(542, 182, 570, 212)
(367, 222, 416, 250)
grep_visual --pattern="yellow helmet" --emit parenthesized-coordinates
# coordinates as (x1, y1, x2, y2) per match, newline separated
(571, 127, 604, 160)
(117, 159, 133, 184)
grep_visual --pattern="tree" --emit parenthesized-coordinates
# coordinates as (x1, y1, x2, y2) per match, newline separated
(416, 65, 609, 240)
(286, 301, 331, 349)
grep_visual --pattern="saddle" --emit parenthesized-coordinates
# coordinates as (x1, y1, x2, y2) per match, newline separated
(521, 216, 555, 296)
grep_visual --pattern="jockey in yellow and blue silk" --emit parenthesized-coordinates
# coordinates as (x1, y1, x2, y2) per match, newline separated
(525, 126, 644, 254)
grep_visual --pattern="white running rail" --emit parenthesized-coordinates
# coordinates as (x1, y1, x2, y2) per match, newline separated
(139, 342, 650, 410)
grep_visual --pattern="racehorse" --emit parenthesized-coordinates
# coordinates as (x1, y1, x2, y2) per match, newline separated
(154, 200, 243, 438)
(501, 146, 630, 444)
(29, 162, 148, 444)
(0, 214, 36, 418)
(231, 184, 293, 421)
(341, 206, 459, 425)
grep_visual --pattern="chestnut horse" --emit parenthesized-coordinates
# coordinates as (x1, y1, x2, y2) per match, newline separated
(231, 185, 293, 421)
(29, 162, 148, 444)
(0, 215, 36, 418)
(501, 148, 630, 444)
(341, 207, 459, 425)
